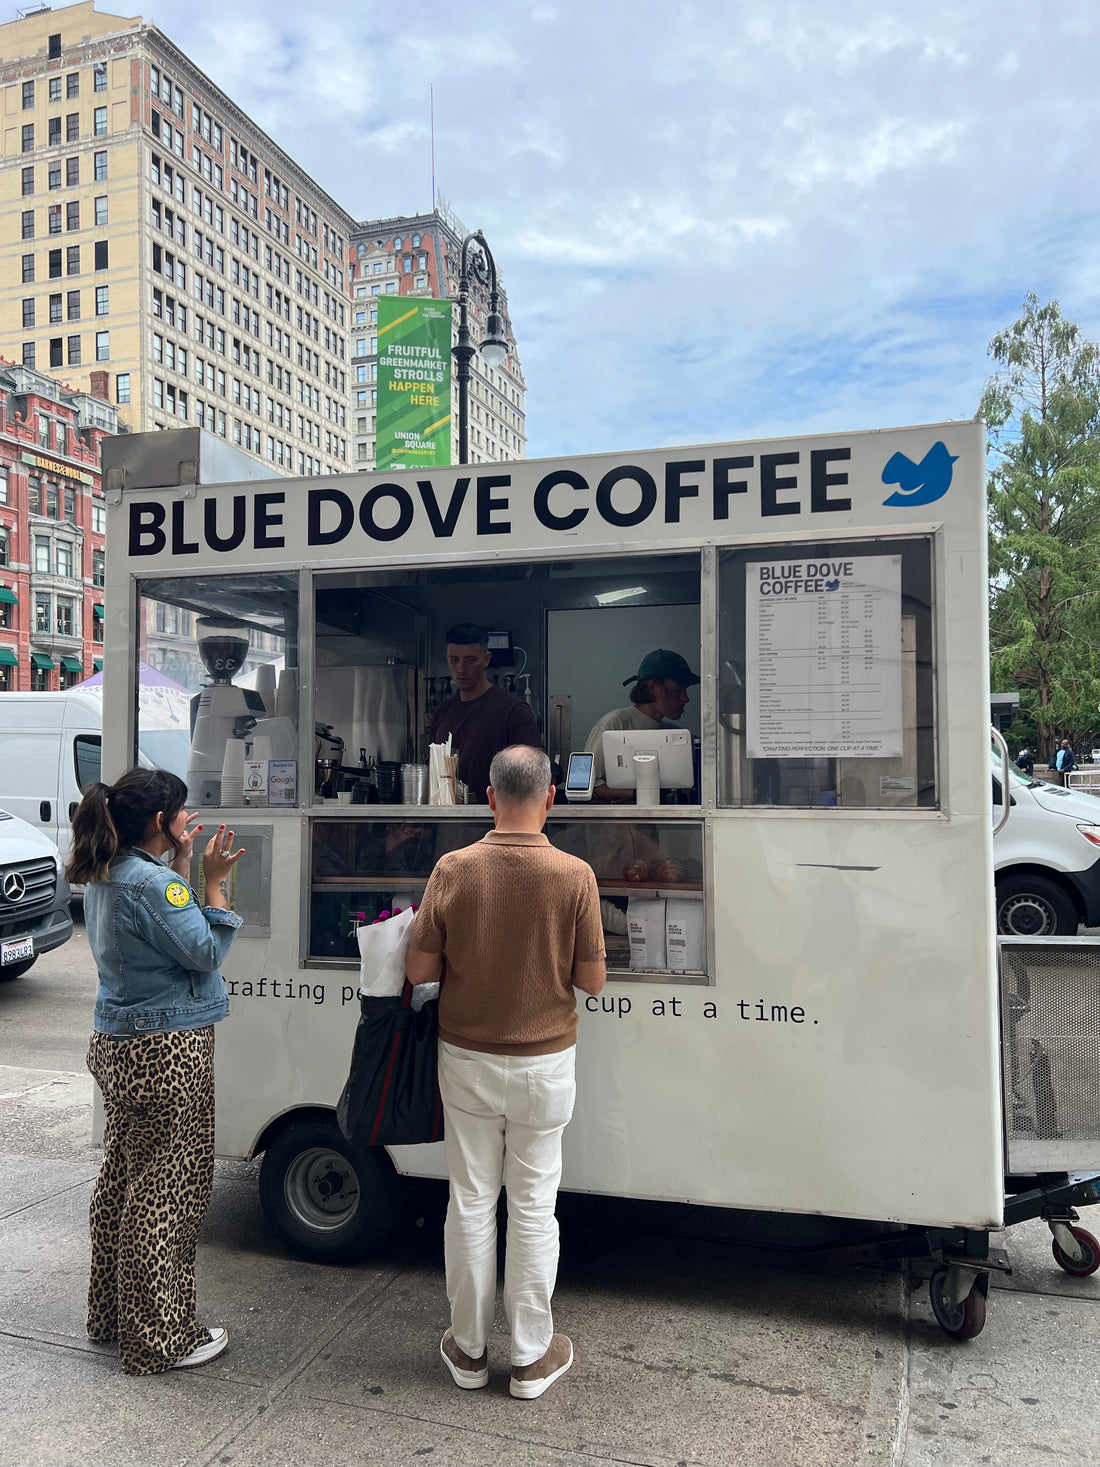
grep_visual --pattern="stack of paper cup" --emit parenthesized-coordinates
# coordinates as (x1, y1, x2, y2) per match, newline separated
(220, 739, 245, 806)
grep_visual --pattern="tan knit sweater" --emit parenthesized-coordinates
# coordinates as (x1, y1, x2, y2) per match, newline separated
(408, 830, 605, 1055)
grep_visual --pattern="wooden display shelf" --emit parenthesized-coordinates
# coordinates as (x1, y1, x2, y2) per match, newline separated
(597, 882, 703, 896)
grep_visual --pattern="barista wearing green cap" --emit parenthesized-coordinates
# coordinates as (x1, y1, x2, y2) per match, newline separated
(583, 649, 700, 803)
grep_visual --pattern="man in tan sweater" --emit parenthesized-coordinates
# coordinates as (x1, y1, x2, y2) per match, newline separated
(407, 744, 606, 1400)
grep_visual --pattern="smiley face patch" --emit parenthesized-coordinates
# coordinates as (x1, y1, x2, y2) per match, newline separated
(164, 882, 191, 908)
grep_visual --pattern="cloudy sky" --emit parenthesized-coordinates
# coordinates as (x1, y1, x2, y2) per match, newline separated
(148, 0, 1099, 459)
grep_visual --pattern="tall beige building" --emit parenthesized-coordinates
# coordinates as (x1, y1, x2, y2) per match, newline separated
(0, 2, 354, 475)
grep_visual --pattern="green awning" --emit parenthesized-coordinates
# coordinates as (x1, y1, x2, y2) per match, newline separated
(31, 653, 55, 670)
(61, 655, 83, 672)
(0, 645, 17, 666)
(0, 587, 16, 605)
(93, 657, 103, 671)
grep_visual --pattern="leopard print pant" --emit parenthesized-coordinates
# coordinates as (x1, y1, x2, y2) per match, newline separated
(86, 1027, 216, 1376)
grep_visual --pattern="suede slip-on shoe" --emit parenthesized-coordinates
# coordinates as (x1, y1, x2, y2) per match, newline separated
(510, 1333, 573, 1399)
(171, 1327, 229, 1370)
(440, 1328, 489, 1388)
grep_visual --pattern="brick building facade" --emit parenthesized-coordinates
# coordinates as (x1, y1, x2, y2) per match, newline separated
(0, 360, 119, 691)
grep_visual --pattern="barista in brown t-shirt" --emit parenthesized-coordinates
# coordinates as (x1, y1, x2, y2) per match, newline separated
(428, 622, 542, 804)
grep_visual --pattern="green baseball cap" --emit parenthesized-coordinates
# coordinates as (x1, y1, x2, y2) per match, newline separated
(623, 649, 700, 688)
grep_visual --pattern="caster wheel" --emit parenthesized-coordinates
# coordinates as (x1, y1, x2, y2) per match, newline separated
(929, 1265, 988, 1340)
(1051, 1226, 1100, 1277)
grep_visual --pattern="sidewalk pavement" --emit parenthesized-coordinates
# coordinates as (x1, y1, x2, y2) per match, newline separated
(2, 1064, 1099, 1467)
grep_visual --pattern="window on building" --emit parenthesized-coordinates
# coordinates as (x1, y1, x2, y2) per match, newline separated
(50, 338, 63, 368)
(49, 249, 63, 279)
(40, 419, 52, 454)
(56, 598, 74, 636)
(92, 605, 104, 644)
(22, 298, 34, 329)
(66, 200, 80, 231)
(21, 210, 34, 239)
(67, 335, 81, 365)
(116, 373, 130, 404)
(67, 245, 80, 275)
(48, 162, 61, 190)
(94, 195, 107, 226)
(66, 156, 79, 185)
(92, 502, 106, 534)
(22, 166, 34, 196)
(49, 293, 62, 323)
(48, 116, 61, 146)
(94, 240, 108, 270)
(93, 107, 107, 136)
(0, 526, 7, 566)
(92, 549, 105, 587)
(22, 254, 35, 284)
(22, 81, 34, 109)
(67, 289, 80, 320)
(95, 285, 109, 316)
(48, 204, 62, 234)
(22, 124, 34, 152)
(55, 542, 73, 578)
(94, 64, 107, 91)
(22, 342, 36, 369)
(67, 72, 79, 99)
(0, 472, 8, 506)
(48, 31, 61, 58)
(28, 477, 40, 514)
(95, 330, 109, 361)
(35, 539, 51, 575)
(94, 150, 107, 181)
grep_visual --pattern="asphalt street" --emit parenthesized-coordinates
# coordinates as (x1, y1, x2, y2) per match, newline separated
(2, 918, 1100, 1466)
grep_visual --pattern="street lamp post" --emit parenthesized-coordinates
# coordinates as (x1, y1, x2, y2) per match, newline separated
(452, 230, 509, 465)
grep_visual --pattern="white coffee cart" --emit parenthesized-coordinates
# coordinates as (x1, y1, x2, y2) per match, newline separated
(98, 423, 1100, 1340)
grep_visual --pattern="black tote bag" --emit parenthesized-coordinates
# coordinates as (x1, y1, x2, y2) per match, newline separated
(337, 980, 444, 1147)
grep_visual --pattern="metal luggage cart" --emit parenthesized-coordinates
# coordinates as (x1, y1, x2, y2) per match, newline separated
(800, 937, 1100, 1339)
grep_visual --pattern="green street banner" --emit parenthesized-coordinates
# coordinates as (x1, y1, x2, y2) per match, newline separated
(375, 298, 452, 469)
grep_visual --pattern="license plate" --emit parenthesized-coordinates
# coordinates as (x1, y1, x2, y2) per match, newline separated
(1, 937, 34, 966)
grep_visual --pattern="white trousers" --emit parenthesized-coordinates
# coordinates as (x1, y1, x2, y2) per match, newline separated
(438, 1039, 576, 1367)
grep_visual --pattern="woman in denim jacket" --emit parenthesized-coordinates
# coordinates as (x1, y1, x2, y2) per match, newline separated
(67, 767, 244, 1376)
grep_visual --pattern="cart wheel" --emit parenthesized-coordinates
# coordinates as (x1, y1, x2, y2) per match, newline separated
(929, 1266, 988, 1340)
(1051, 1226, 1100, 1277)
(258, 1114, 406, 1264)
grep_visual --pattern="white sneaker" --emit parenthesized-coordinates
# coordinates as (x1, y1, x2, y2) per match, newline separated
(171, 1327, 229, 1370)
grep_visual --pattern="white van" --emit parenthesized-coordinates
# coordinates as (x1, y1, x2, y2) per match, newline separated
(993, 751, 1100, 934)
(0, 805, 72, 980)
(0, 688, 191, 866)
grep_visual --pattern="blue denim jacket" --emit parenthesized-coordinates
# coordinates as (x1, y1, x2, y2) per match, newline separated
(84, 847, 243, 1036)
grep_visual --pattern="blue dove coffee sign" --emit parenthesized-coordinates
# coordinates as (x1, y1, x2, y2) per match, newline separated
(123, 430, 968, 564)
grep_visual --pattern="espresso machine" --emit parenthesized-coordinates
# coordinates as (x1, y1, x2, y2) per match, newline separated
(187, 618, 267, 805)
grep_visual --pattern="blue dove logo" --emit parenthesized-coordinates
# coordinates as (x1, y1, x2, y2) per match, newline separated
(881, 441, 958, 507)
(824, 578, 840, 591)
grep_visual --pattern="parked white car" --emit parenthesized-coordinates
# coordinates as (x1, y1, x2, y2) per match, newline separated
(994, 752, 1100, 935)
(0, 806, 73, 980)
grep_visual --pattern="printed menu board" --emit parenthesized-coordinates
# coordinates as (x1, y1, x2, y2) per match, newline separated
(746, 555, 903, 759)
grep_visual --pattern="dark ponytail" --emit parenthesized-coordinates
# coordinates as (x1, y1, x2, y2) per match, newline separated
(66, 768, 188, 886)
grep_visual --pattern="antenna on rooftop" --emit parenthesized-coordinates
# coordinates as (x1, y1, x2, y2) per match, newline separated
(430, 85, 437, 213)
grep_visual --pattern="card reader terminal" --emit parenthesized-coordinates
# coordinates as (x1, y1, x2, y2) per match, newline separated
(564, 751, 595, 802)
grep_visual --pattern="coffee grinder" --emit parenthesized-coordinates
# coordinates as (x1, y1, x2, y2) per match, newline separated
(187, 617, 267, 805)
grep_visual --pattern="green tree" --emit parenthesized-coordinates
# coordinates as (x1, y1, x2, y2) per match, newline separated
(980, 294, 1100, 759)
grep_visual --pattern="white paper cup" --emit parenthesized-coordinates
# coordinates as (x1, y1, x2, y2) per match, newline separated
(337, 791, 352, 805)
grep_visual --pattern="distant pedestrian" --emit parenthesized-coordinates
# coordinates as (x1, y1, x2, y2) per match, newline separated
(1055, 739, 1077, 787)
(67, 769, 244, 1376)
(407, 745, 606, 1399)
(1015, 748, 1035, 777)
